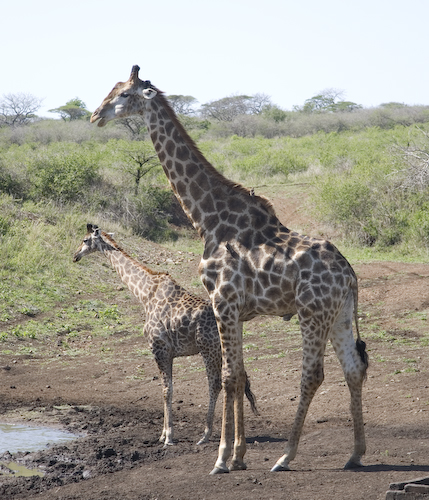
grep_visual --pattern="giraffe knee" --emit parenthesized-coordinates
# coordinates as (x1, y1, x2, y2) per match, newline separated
(344, 364, 366, 387)
(312, 369, 324, 389)
(311, 365, 325, 388)
(222, 372, 245, 395)
(301, 366, 324, 393)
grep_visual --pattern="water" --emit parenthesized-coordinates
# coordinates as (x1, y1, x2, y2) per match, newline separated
(0, 423, 76, 454)
(2, 462, 44, 477)
(0, 422, 77, 477)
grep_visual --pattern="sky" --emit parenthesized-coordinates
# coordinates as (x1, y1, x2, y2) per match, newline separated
(2, 0, 428, 118)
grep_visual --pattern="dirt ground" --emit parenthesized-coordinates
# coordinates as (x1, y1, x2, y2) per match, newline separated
(1, 190, 429, 500)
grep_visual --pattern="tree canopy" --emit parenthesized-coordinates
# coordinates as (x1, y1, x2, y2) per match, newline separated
(49, 98, 91, 121)
(167, 95, 198, 115)
(200, 94, 272, 121)
(295, 88, 362, 114)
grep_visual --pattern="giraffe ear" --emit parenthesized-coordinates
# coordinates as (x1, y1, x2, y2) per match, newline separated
(142, 88, 157, 100)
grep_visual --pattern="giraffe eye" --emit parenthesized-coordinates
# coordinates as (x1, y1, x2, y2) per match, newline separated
(120, 92, 130, 98)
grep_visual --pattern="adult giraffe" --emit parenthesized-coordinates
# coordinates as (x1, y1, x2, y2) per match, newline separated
(90, 65, 369, 474)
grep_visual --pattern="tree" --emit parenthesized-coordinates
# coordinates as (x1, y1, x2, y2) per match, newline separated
(296, 88, 361, 114)
(247, 93, 272, 114)
(302, 88, 343, 113)
(167, 95, 198, 115)
(201, 95, 250, 121)
(201, 93, 272, 121)
(380, 102, 407, 109)
(118, 141, 161, 195)
(49, 98, 91, 121)
(394, 127, 429, 192)
(334, 101, 363, 112)
(262, 105, 289, 123)
(0, 92, 42, 126)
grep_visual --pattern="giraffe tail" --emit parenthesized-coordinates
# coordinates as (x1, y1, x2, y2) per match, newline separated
(245, 372, 259, 416)
(352, 278, 369, 371)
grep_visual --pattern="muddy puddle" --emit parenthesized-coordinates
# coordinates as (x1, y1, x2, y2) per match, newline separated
(0, 422, 77, 477)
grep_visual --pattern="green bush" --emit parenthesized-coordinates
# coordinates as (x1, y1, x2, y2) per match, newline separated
(317, 178, 376, 244)
(0, 164, 23, 197)
(0, 215, 10, 236)
(313, 126, 429, 250)
(123, 187, 178, 242)
(29, 147, 100, 202)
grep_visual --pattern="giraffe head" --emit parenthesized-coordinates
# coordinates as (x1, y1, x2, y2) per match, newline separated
(73, 223, 107, 262)
(91, 65, 158, 127)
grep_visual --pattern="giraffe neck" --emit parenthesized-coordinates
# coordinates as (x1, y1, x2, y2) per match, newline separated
(143, 94, 275, 242)
(99, 236, 160, 308)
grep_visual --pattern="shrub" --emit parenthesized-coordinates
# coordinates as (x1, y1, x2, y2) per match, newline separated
(29, 147, 100, 202)
(0, 163, 23, 197)
(127, 187, 178, 242)
(94, 186, 179, 242)
(317, 178, 376, 244)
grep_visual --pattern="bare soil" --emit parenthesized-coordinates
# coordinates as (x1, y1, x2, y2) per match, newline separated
(1, 189, 429, 500)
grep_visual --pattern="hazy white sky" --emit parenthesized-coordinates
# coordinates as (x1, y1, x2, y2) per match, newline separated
(2, 0, 428, 117)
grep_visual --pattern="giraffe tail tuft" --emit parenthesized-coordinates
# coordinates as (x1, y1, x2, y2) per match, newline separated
(245, 373, 259, 416)
(356, 339, 369, 370)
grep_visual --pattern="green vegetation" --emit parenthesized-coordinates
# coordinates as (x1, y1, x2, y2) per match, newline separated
(1, 95, 428, 255)
(0, 94, 428, 354)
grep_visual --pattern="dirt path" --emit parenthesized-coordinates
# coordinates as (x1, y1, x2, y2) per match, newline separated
(1, 189, 428, 500)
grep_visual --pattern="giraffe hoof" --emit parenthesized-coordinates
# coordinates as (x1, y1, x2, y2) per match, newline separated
(196, 437, 209, 445)
(229, 461, 247, 471)
(271, 463, 291, 472)
(209, 466, 229, 475)
(344, 459, 364, 470)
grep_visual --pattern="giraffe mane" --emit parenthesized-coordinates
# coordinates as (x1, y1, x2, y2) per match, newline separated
(100, 230, 208, 303)
(100, 231, 166, 277)
(155, 92, 277, 218)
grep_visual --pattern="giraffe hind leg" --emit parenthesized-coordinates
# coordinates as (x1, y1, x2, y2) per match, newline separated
(330, 302, 368, 468)
(197, 349, 222, 445)
(272, 335, 327, 471)
(210, 382, 235, 474)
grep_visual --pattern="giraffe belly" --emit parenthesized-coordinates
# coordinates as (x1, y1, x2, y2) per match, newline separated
(238, 290, 297, 322)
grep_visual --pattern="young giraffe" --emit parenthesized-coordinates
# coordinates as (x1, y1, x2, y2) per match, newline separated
(90, 66, 369, 474)
(73, 224, 258, 447)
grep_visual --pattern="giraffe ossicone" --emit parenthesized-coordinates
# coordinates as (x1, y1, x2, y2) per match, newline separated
(73, 223, 258, 447)
(90, 66, 369, 474)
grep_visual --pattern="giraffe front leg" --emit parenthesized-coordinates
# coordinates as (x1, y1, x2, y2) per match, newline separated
(230, 372, 247, 471)
(158, 364, 174, 447)
(210, 319, 245, 474)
